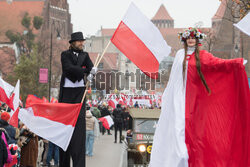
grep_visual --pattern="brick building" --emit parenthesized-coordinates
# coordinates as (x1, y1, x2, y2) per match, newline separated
(0, 0, 73, 98)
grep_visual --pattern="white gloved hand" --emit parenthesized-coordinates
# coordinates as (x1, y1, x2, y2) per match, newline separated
(90, 67, 98, 75)
(243, 59, 248, 65)
(87, 74, 94, 82)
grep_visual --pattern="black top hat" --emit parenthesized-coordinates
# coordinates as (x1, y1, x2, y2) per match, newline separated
(69, 32, 86, 43)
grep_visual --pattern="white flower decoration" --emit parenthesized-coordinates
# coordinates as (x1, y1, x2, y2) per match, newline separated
(196, 32, 201, 38)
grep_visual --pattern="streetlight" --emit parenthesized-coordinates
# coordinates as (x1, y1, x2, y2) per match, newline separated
(48, 19, 61, 102)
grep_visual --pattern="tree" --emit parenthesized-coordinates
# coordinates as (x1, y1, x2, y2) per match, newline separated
(7, 45, 48, 102)
(33, 16, 43, 30)
(202, 29, 216, 52)
(5, 13, 43, 54)
(21, 13, 31, 29)
(231, 0, 249, 19)
(218, 0, 249, 22)
(5, 12, 47, 102)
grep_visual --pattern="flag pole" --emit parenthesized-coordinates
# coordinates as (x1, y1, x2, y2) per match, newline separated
(81, 40, 112, 103)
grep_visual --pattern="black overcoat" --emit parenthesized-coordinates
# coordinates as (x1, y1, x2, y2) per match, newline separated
(59, 49, 93, 102)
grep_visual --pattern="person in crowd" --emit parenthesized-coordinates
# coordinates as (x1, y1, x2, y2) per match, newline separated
(100, 103, 112, 135)
(0, 128, 12, 166)
(121, 106, 130, 131)
(134, 101, 139, 108)
(0, 112, 17, 144)
(46, 141, 59, 167)
(112, 104, 123, 143)
(19, 125, 38, 167)
(91, 104, 101, 119)
(0, 130, 8, 167)
(41, 139, 49, 166)
(85, 110, 96, 157)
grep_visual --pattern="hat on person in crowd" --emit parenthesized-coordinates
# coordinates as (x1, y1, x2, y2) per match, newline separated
(1, 112, 10, 121)
(102, 102, 107, 106)
(86, 110, 93, 118)
(69, 32, 86, 43)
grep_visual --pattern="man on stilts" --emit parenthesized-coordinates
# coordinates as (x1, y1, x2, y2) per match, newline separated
(58, 32, 97, 167)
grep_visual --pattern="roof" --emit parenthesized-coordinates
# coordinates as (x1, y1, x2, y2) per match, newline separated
(88, 52, 118, 70)
(101, 28, 116, 37)
(212, 0, 227, 20)
(129, 108, 161, 119)
(152, 4, 173, 21)
(0, 0, 45, 42)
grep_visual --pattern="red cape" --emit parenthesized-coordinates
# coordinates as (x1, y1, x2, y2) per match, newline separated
(185, 50, 250, 167)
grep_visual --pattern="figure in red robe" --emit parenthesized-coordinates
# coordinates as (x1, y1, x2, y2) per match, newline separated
(150, 28, 250, 167)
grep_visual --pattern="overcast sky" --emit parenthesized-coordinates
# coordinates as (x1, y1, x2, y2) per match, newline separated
(68, 0, 221, 36)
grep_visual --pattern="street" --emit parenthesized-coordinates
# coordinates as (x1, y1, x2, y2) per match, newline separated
(86, 130, 127, 167)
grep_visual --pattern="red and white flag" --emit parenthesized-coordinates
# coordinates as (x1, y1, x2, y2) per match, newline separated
(0, 77, 14, 105)
(99, 115, 114, 130)
(18, 95, 82, 151)
(108, 99, 118, 109)
(9, 80, 20, 128)
(111, 3, 171, 79)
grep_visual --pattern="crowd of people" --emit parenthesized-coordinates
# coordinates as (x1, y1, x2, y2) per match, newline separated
(0, 97, 154, 167)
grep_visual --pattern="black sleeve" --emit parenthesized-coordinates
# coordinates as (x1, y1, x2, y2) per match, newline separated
(112, 109, 117, 118)
(61, 51, 92, 81)
(81, 52, 94, 75)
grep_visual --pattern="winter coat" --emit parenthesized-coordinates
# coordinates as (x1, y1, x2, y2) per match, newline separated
(19, 130, 38, 167)
(0, 120, 16, 144)
(58, 48, 93, 102)
(1, 131, 12, 164)
(100, 107, 111, 117)
(112, 107, 123, 124)
(86, 111, 95, 131)
(91, 107, 101, 118)
(0, 132, 8, 167)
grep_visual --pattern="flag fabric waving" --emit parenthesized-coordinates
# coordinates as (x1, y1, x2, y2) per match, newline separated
(234, 12, 250, 36)
(111, 3, 171, 79)
(99, 115, 114, 130)
(18, 95, 82, 151)
(0, 77, 14, 105)
(9, 80, 20, 128)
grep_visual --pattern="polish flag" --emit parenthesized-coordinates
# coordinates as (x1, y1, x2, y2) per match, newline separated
(99, 115, 114, 130)
(108, 99, 117, 109)
(0, 77, 14, 104)
(118, 98, 126, 106)
(9, 80, 20, 128)
(111, 3, 171, 79)
(18, 95, 82, 151)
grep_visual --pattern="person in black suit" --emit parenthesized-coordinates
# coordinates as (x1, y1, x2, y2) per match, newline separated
(58, 32, 97, 167)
